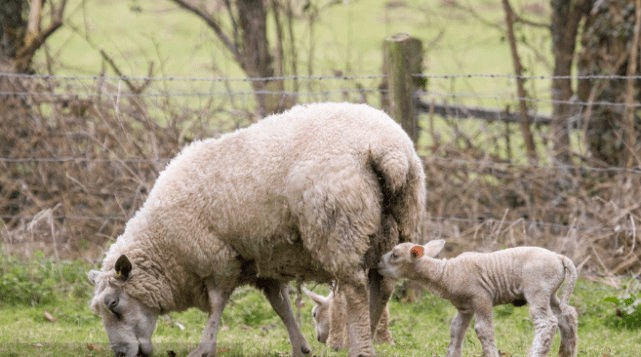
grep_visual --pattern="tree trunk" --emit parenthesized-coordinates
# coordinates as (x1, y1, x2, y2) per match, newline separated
(577, 0, 641, 167)
(237, 0, 290, 117)
(549, 0, 590, 164)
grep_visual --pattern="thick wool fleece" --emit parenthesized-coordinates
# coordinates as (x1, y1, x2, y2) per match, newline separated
(95, 102, 426, 314)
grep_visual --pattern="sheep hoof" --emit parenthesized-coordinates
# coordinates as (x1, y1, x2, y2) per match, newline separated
(300, 346, 311, 355)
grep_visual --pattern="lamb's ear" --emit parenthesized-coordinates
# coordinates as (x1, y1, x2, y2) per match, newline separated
(303, 287, 329, 305)
(87, 270, 100, 284)
(410, 246, 424, 259)
(423, 240, 446, 257)
(115, 255, 133, 281)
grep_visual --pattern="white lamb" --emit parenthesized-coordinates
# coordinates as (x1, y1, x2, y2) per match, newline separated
(378, 240, 578, 357)
(303, 284, 393, 350)
(87, 102, 426, 357)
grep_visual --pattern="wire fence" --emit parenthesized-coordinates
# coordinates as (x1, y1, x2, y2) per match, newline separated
(2, 72, 641, 283)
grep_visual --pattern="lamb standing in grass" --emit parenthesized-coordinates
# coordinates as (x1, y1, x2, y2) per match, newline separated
(303, 284, 393, 350)
(378, 240, 578, 357)
(87, 102, 426, 357)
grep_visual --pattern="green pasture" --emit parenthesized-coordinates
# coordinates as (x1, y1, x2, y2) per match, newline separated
(1, 251, 640, 357)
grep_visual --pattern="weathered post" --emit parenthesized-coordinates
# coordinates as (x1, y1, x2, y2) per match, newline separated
(384, 33, 424, 144)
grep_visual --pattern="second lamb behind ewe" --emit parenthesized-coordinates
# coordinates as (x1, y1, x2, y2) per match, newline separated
(378, 240, 578, 357)
(303, 284, 393, 350)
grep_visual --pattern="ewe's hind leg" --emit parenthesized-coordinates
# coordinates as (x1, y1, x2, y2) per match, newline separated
(368, 269, 394, 344)
(551, 295, 578, 357)
(341, 269, 376, 357)
(258, 279, 312, 356)
(188, 287, 232, 357)
(525, 297, 558, 357)
(374, 306, 393, 344)
(445, 310, 473, 357)
(327, 290, 348, 350)
(473, 302, 499, 357)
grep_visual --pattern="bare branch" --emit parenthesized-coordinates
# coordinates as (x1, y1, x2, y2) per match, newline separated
(15, 0, 68, 68)
(513, 15, 551, 30)
(168, 0, 239, 61)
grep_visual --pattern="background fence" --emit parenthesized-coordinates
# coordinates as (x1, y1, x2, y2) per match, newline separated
(1, 69, 641, 288)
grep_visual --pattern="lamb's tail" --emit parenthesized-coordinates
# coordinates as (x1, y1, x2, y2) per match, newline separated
(369, 147, 426, 243)
(558, 254, 578, 308)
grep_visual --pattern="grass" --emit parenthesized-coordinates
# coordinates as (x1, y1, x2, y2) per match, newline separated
(1, 252, 640, 357)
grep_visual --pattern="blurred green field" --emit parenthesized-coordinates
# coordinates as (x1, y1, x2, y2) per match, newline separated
(36, 0, 554, 98)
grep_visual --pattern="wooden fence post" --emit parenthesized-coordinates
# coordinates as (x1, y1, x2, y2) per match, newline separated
(384, 33, 424, 144)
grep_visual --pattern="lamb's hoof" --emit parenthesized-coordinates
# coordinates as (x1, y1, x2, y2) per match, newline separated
(186, 343, 215, 357)
(301, 345, 311, 355)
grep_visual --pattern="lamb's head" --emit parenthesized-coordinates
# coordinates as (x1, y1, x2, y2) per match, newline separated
(88, 255, 159, 357)
(302, 287, 333, 343)
(378, 240, 445, 279)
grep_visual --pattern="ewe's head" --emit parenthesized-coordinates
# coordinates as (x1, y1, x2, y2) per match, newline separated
(303, 287, 333, 343)
(88, 255, 159, 357)
(378, 240, 445, 279)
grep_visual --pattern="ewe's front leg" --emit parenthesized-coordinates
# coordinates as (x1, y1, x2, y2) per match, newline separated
(445, 310, 473, 357)
(342, 270, 376, 357)
(473, 304, 499, 357)
(188, 287, 231, 357)
(259, 279, 312, 356)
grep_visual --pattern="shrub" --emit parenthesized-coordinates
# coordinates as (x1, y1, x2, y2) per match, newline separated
(0, 249, 95, 306)
(604, 291, 641, 329)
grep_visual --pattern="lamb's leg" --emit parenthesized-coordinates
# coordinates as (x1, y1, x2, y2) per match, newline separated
(526, 302, 558, 357)
(341, 269, 376, 357)
(550, 295, 578, 357)
(258, 279, 312, 356)
(445, 310, 473, 357)
(187, 287, 232, 357)
(368, 268, 394, 343)
(473, 303, 499, 357)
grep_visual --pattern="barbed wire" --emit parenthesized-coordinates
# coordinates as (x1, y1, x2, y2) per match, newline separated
(0, 212, 628, 235)
(0, 88, 386, 99)
(2, 86, 636, 109)
(0, 214, 126, 221)
(418, 90, 641, 108)
(0, 73, 386, 82)
(4, 154, 641, 175)
(2, 72, 641, 81)
(412, 73, 641, 80)
(426, 156, 641, 174)
(0, 157, 171, 163)
(425, 216, 625, 234)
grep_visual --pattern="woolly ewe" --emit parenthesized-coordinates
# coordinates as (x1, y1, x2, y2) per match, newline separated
(87, 102, 426, 357)
(378, 240, 578, 357)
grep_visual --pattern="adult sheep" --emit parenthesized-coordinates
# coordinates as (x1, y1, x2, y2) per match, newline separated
(87, 102, 426, 357)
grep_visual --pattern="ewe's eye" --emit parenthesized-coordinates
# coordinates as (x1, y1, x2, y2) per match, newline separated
(312, 311, 316, 318)
(392, 253, 398, 259)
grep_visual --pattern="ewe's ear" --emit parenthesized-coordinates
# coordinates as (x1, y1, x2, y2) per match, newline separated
(115, 255, 133, 281)
(423, 240, 446, 257)
(87, 270, 100, 284)
(303, 287, 329, 305)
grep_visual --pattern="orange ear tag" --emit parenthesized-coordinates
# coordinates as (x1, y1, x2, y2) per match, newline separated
(410, 246, 424, 258)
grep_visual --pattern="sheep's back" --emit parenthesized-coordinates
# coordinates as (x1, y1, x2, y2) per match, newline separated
(139, 102, 414, 275)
